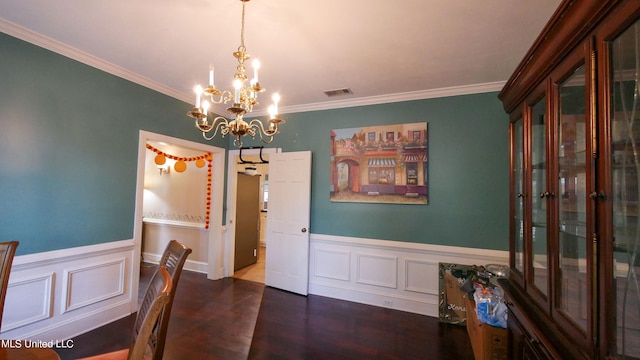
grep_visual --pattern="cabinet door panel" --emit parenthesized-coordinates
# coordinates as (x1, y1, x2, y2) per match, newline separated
(513, 117, 525, 276)
(556, 64, 588, 331)
(531, 97, 549, 298)
(610, 17, 640, 359)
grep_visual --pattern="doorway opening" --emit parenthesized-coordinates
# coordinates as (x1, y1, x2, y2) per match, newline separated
(133, 131, 225, 308)
(226, 148, 278, 284)
(225, 149, 312, 294)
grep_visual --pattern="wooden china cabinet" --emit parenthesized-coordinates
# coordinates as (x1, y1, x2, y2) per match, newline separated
(498, 1, 640, 359)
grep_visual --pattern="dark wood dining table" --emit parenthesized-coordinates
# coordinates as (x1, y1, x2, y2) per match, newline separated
(0, 347, 60, 360)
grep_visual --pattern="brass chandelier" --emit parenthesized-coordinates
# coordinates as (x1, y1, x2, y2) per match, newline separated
(187, 0, 284, 148)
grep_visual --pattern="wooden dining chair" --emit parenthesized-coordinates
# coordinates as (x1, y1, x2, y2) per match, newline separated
(0, 241, 19, 330)
(152, 240, 192, 360)
(79, 266, 173, 360)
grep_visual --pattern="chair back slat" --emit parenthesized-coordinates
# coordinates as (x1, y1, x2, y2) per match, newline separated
(152, 240, 192, 360)
(0, 241, 19, 330)
(128, 266, 172, 360)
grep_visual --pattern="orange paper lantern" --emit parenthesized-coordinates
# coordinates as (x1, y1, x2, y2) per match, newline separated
(174, 160, 187, 172)
(154, 154, 166, 165)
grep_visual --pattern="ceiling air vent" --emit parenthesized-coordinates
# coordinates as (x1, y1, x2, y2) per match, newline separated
(324, 88, 353, 97)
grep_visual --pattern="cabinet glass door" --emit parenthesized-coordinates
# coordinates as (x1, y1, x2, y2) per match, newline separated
(557, 64, 587, 331)
(531, 97, 548, 297)
(610, 18, 640, 359)
(513, 118, 525, 275)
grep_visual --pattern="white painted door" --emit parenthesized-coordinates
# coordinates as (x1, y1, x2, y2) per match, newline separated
(265, 151, 312, 295)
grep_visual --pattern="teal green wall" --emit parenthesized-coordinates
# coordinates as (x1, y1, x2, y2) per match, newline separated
(0, 33, 227, 255)
(1, 32, 509, 255)
(238, 94, 509, 250)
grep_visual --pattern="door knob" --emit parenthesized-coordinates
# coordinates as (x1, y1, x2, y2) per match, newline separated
(301, 228, 307, 233)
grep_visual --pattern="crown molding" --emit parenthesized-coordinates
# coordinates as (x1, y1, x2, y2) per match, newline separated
(0, 18, 192, 103)
(2, 18, 504, 116)
(271, 82, 506, 116)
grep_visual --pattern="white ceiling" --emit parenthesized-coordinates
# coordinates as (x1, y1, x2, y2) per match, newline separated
(0, 0, 561, 116)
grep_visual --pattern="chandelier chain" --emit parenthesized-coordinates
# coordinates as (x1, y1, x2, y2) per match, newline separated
(240, 0, 246, 49)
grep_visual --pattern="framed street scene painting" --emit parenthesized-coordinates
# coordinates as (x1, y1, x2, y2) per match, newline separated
(330, 122, 428, 204)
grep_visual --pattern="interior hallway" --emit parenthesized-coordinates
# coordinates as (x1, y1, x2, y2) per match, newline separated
(233, 245, 265, 284)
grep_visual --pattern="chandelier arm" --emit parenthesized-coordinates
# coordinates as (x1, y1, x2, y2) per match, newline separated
(223, 90, 234, 105)
(205, 90, 234, 105)
(246, 126, 257, 138)
(198, 116, 231, 140)
(260, 136, 275, 145)
(202, 132, 216, 141)
(248, 119, 277, 144)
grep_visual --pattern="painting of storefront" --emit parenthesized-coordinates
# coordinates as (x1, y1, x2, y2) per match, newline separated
(330, 122, 428, 204)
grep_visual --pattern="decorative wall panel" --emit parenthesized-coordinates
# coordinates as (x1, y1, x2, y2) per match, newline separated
(62, 258, 125, 313)
(314, 249, 350, 281)
(3, 273, 54, 332)
(405, 259, 439, 294)
(356, 254, 398, 288)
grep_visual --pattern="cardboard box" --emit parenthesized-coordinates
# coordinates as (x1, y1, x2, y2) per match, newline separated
(466, 299, 508, 360)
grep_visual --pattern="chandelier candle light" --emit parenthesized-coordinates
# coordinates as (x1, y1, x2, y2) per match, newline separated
(187, 0, 284, 148)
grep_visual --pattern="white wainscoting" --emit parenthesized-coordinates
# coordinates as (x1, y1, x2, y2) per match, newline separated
(309, 234, 509, 317)
(1, 240, 137, 341)
(1, 234, 507, 340)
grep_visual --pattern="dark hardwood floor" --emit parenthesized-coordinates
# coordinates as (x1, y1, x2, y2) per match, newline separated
(55, 264, 473, 359)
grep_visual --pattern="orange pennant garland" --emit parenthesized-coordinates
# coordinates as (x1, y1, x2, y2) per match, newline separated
(146, 143, 213, 229)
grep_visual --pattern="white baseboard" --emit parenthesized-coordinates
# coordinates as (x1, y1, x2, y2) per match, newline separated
(1, 240, 137, 341)
(309, 234, 508, 317)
